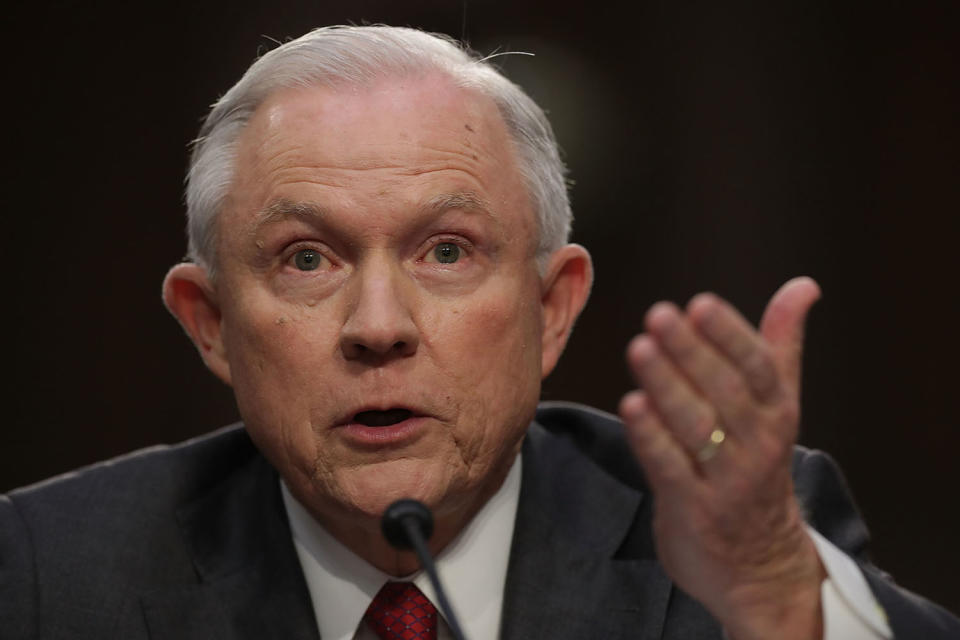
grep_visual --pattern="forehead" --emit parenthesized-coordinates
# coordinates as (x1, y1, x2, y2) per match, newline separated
(252, 74, 507, 159)
(224, 73, 532, 229)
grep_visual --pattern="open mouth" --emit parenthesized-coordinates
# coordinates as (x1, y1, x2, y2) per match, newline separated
(353, 408, 414, 427)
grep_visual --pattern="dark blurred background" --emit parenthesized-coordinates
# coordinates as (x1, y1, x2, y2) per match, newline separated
(6, 0, 958, 615)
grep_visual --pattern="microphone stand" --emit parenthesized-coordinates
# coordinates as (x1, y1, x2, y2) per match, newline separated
(382, 499, 468, 640)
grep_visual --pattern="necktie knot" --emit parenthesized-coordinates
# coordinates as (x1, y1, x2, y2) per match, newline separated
(364, 581, 438, 640)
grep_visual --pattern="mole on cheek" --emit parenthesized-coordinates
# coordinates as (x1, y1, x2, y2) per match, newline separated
(276, 317, 287, 325)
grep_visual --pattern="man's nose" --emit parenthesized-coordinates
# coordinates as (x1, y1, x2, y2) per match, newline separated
(339, 264, 419, 362)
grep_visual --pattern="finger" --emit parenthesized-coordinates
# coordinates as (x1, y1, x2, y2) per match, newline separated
(626, 333, 721, 452)
(758, 277, 821, 390)
(641, 305, 758, 438)
(619, 390, 699, 493)
(684, 294, 782, 404)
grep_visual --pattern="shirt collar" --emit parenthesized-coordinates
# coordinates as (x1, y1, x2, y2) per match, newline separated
(281, 455, 522, 640)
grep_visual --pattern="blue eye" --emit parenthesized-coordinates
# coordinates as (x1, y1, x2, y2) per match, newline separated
(433, 243, 461, 264)
(294, 249, 322, 271)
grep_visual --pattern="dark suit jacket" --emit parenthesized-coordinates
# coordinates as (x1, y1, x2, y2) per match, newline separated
(2, 402, 958, 639)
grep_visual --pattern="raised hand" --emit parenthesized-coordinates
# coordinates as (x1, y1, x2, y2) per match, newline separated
(619, 277, 825, 640)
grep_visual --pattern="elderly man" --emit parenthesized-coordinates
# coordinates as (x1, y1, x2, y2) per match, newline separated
(1, 25, 957, 640)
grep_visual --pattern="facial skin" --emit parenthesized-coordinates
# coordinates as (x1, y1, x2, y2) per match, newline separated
(164, 73, 592, 574)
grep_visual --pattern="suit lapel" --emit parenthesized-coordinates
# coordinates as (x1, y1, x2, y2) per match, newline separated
(141, 450, 319, 640)
(501, 419, 672, 640)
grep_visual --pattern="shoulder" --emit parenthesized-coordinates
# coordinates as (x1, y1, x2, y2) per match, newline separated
(6, 424, 255, 524)
(0, 424, 262, 636)
(4, 423, 259, 572)
(528, 404, 960, 636)
(532, 401, 867, 550)
(533, 401, 647, 488)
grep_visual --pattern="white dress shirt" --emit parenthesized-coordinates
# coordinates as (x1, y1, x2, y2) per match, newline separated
(282, 453, 892, 639)
(281, 457, 520, 640)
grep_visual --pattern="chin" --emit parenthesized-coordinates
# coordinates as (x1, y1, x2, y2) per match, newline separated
(328, 458, 460, 521)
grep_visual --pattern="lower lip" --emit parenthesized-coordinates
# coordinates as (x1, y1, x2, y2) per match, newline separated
(337, 416, 429, 447)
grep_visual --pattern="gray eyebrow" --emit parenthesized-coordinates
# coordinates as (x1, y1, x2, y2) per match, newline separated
(253, 198, 328, 229)
(253, 191, 496, 231)
(420, 191, 497, 220)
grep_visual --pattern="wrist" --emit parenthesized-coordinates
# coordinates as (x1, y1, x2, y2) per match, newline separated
(721, 532, 826, 640)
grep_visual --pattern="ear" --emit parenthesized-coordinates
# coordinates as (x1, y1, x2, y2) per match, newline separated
(539, 244, 593, 378)
(162, 263, 232, 385)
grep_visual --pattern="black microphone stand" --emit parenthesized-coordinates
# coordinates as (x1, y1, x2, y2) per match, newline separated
(382, 499, 468, 640)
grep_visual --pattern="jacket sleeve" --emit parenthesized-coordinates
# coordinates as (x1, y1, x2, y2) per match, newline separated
(1, 494, 38, 640)
(793, 448, 960, 639)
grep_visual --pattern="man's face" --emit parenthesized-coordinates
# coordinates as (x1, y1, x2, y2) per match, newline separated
(213, 74, 546, 525)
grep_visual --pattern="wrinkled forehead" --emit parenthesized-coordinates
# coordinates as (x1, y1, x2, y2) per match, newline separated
(221, 73, 537, 241)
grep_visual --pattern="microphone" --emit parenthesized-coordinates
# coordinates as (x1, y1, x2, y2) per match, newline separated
(382, 499, 468, 640)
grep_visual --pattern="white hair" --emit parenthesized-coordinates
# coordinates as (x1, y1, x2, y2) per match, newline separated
(185, 25, 572, 277)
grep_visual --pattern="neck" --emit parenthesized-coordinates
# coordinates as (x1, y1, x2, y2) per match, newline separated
(289, 461, 516, 576)
(335, 509, 471, 577)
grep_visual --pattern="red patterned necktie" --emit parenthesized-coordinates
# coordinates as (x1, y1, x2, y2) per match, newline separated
(364, 581, 439, 640)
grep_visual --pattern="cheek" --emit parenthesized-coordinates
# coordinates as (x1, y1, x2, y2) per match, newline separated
(220, 292, 341, 470)
(432, 286, 540, 383)
(226, 305, 335, 391)
(475, 296, 539, 370)
(428, 280, 543, 462)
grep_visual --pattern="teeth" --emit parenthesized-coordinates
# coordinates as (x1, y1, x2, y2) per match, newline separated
(354, 409, 413, 427)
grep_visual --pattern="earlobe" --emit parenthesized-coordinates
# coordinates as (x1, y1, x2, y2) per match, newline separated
(162, 263, 232, 385)
(539, 244, 593, 378)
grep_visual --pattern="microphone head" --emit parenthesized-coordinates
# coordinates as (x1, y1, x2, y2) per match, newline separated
(382, 499, 434, 550)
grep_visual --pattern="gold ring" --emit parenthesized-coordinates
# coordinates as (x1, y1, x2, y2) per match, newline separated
(696, 427, 726, 462)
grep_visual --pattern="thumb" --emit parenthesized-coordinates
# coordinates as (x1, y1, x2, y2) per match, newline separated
(759, 276, 822, 389)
